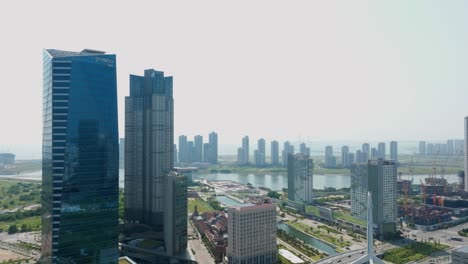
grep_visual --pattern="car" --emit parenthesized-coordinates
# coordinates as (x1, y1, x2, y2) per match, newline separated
(338, 260, 342, 263)
(361, 251, 364, 254)
(348, 255, 351, 258)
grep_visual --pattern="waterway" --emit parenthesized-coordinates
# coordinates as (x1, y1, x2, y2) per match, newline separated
(215, 195, 251, 207)
(277, 222, 338, 255)
(192, 172, 459, 191)
(4, 170, 459, 191)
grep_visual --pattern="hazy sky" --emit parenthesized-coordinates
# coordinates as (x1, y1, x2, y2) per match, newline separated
(1, 1, 467, 158)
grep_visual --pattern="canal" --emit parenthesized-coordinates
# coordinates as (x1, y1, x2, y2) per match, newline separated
(277, 222, 338, 256)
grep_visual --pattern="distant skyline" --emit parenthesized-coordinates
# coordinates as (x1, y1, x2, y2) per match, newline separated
(1, 1, 468, 158)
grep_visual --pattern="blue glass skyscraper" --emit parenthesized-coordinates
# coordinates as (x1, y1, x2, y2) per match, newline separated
(41, 49, 119, 263)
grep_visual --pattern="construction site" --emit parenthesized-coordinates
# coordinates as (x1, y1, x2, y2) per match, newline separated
(398, 150, 468, 230)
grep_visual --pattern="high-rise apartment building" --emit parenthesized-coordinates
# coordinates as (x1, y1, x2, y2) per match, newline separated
(124, 69, 174, 231)
(419, 141, 426, 155)
(362, 143, 370, 154)
(378, 142, 386, 159)
(255, 138, 266, 167)
(447, 140, 454, 156)
(178, 135, 188, 163)
(271, 140, 279, 166)
(288, 154, 314, 204)
(427, 143, 434, 155)
(227, 204, 277, 264)
(282, 141, 294, 167)
(41, 49, 119, 263)
(208, 132, 218, 164)
(390, 141, 398, 162)
(120, 138, 125, 165)
(325, 146, 336, 168)
(242, 136, 249, 165)
(370, 148, 378, 158)
(351, 159, 397, 239)
(465, 117, 468, 192)
(194, 135, 203, 163)
(341, 146, 350, 168)
(300, 143, 311, 156)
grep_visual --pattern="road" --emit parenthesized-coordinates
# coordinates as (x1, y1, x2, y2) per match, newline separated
(187, 221, 215, 264)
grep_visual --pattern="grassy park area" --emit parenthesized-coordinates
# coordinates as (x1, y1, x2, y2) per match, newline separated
(332, 210, 366, 226)
(383, 242, 449, 264)
(286, 220, 351, 249)
(188, 198, 214, 213)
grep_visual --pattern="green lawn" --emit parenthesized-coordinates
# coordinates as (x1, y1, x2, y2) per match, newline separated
(188, 198, 214, 213)
(383, 242, 449, 264)
(0, 180, 41, 210)
(305, 205, 320, 217)
(0, 215, 41, 232)
(332, 210, 366, 226)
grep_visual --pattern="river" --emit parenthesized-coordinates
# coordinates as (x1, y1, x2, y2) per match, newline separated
(4, 170, 459, 191)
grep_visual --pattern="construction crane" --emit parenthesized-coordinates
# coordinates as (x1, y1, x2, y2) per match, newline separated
(429, 150, 440, 180)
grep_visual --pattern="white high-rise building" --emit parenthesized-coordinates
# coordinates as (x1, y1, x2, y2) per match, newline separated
(288, 154, 314, 204)
(465, 117, 468, 192)
(227, 204, 277, 264)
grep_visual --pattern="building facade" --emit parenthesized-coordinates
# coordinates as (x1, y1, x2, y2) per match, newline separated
(282, 141, 294, 167)
(124, 69, 174, 232)
(164, 172, 188, 256)
(208, 132, 218, 164)
(227, 204, 277, 264)
(41, 49, 119, 263)
(351, 159, 397, 239)
(288, 154, 314, 204)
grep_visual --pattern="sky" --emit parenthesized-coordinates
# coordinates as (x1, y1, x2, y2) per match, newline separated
(0, 1, 467, 158)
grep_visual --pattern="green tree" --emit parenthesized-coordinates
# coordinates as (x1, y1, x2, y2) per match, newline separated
(8, 224, 18, 234)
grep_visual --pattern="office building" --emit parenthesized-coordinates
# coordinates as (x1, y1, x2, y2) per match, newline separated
(288, 154, 314, 204)
(282, 141, 294, 167)
(419, 141, 426, 155)
(347, 153, 355, 166)
(124, 69, 174, 233)
(341, 146, 350, 168)
(255, 138, 266, 167)
(164, 172, 188, 256)
(378, 142, 386, 159)
(325, 146, 336, 168)
(41, 49, 119, 263)
(465, 117, 468, 192)
(271, 140, 279, 166)
(351, 159, 397, 239)
(300, 142, 311, 157)
(174, 144, 178, 163)
(227, 204, 277, 264)
(390, 141, 398, 162)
